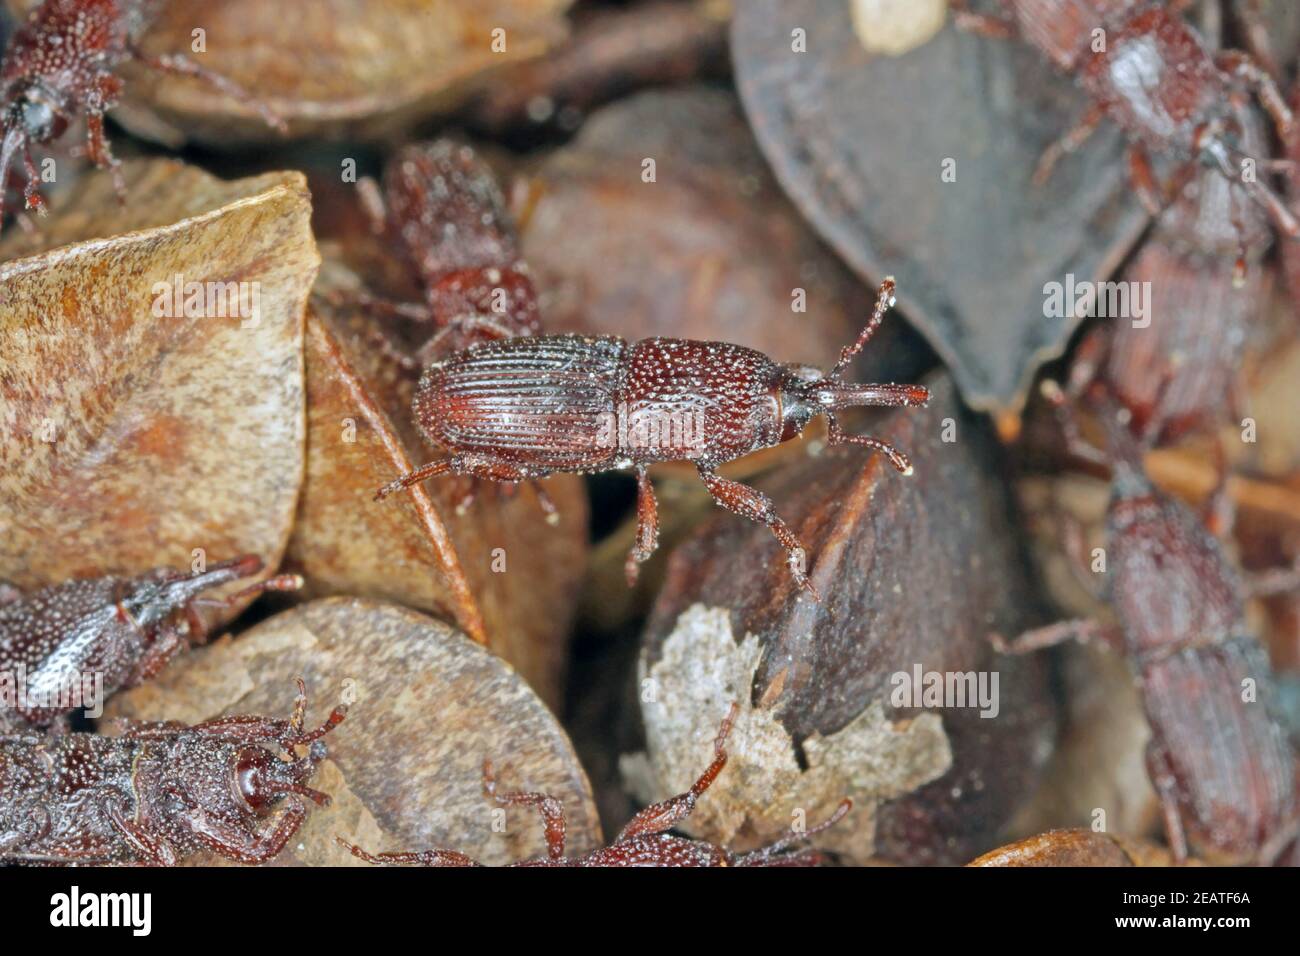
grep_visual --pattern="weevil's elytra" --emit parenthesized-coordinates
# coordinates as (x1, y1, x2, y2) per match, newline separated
(379, 278, 930, 596)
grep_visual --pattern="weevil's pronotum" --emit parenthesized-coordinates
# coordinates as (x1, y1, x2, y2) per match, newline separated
(952, 0, 1299, 240)
(339, 704, 851, 867)
(994, 382, 1299, 864)
(374, 277, 930, 595)
(0, 555, 301, 732)
(0, 678, 347, 865)
(0, 0, 286, 221)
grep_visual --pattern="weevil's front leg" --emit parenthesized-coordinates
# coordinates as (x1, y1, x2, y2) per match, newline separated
(615, 704, 736, 842)
(481, 760, 568, 861)
(625, 466, 660, 586)
(1216, 50, 1293, 135)
(989, 618, 1121, 655)
(697, 468, 818, 599)
(85, 73, 125, 202)
(185, 799, 307, 865)
(825, 413, 912, 475)
(336, 837, 481, 866)
(1033, 102, 1105, 186)
(130, 50, 287, 134)
(126, 622, 188, 687)
(1127, 142, 1167, 216)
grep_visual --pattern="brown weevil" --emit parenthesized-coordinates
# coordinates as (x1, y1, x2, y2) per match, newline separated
(952, 0, 1299, 240)
(0, 555, 301, 732)
(374, 277, 930, 596)
(339, 704, 851, 867)
(0, 0, 286, 222)
(0, 678, 346, 865)
(996, 382, 1299, 864)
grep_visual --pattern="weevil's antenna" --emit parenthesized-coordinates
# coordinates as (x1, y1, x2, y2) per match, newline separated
(827, 276, 897, 381)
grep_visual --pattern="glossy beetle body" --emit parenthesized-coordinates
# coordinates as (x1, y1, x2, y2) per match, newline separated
(340, 704, 851, 867)
(380, 279, 930, 595)
(0, 680, 346, 865)
(0, 556, 300, 732)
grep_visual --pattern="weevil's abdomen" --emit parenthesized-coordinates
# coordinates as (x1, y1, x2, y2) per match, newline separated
(1140, 638, 1296, 862)
(414, 334, 626, 473)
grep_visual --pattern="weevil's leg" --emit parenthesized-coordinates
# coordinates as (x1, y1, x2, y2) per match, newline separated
(130, 51, 288, 134)
(187, 799, 308, 864)
(989, 618, 1120, 655)
(20, 142, 46, 215)
(126, 622, 188, 686)
(829, 277, 896, 380)
(325, 286, 433, 325)
(481, 760, 567, 861)
(356, 175, 389, 235)
(375, 458, 457, 500)
(85, 73, 126, 202)
(416, 313, 518, 365)
(1202, 436, 1236, 539)
(1127, 143, 1166, 216)
(1063, 326, 1108, 405)
(529, 479, 560, 525)
(615, 704, 737, 842)
(1216, 50, 1293, 135)
(825, 413, 912, 475)
(335, 837, 481, 866)
(1243, 556, 1300, 598)
(625, 466, 660, 586)
(1040, 379, 1109, 468)
(697, 468, 819, 599)
(1144, 742, 1189, 864)
(734, 799, 853, 867)
(1032, 103, 1105, 186)
(1061, 509, 1107, 601)
(949, 0, 1018, 38)
(1229, 0, 1282, 80)
(105, 798, 177, 866)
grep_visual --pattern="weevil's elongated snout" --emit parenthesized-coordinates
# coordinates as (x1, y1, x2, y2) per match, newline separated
(811, 381, 931, 410)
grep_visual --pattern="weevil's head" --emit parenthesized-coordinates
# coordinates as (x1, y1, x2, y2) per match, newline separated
(2, 78, 68, 145)
(233, 739, 332, 815)
(774, 362, 930, 443)
(773, 364, 824, 441)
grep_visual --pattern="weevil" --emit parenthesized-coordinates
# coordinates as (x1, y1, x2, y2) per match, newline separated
(1059, 104, 1273, 461)
(995, 382, 1299, 864)
(0, 555, 301, 732)
(374, 277, 930, 596)
(0, 0, 286, 222)
(951, 0, 1299, 239)
(351, 138, 541, 361)
(339, 704, 851, 867)
(0, 678, 346, 865)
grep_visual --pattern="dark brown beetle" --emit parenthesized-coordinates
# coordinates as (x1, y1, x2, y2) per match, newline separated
(952, 0, 1298, 239)
(997, 382, 1298, 863)
(375, 278, 930, 595)
(0, 555, 301, 732)
(0, 0, 284, 222)
(0, 678, 346, 865)
(339, 704, 851, 867)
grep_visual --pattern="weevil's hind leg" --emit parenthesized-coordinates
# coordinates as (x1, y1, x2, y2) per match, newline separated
(625, 466, 660, 586)
(989, 618, 1121, 655)
(131, 50, 288, 134)
(697, 467, 818, 599)
(375, 458, 457, 500)
(106, 799, 177, 866)
(335, 837, 480, 866)
(825, 413, 912, 475)
(829, 277, 896, 380)
(616, 704, 738, 842)
(949, 0, 1019, 38)
(1144, 742, 1189, 864)
(481, 760, 568, 861)
(1039, 379, 1110, 468)
(1033, 103, 1105, 186)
